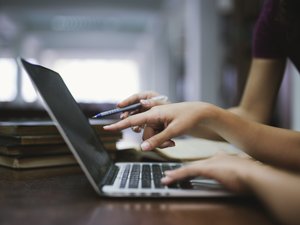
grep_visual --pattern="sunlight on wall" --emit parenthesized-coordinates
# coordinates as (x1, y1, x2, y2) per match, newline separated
(19, 58, 140, 103)
(22, 58, 38, 102)
(53, 59, 140, 103)
(0, 58, 17, 101)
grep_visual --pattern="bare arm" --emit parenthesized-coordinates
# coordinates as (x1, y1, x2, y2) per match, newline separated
(104, 101, 300, 170)
(105, 58, 300, 169)
(116, 58, 285, 141)
(187, 58, 286, 139)
(162, 153, 300, 225)
(247, 162, 300, 225)
(230, 58, 286, 123)
(207, 106, 300, 170)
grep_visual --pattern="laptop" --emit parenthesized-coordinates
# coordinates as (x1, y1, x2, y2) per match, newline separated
(20, 58, 234, 198)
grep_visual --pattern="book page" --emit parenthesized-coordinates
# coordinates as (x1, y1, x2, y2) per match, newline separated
(155, 137, 247, 161)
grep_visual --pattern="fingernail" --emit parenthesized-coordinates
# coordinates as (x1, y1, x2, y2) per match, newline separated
(136, 126, 142, 133)
(141, 141, 151, 151)
(132, 126, 142, 133)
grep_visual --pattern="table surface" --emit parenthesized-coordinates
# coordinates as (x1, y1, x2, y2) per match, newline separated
(0, 151, 280, 225)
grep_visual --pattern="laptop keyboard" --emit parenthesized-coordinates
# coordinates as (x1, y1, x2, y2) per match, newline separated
(119, 163, 191, 189)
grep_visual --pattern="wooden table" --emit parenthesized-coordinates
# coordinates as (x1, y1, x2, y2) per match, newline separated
(0, 151, 280, 225)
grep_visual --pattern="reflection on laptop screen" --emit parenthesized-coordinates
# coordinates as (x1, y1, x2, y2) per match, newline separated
(21, 59, 113, 187)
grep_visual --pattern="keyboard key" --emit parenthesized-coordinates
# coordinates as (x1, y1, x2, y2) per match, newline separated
(161, 164, 171, 174)
(119, 163, 186, 190)
(120, 164, 131, 188)
(152, 164, 163, 188)
(167, 182, 180, 189)
(104, 165, 119, 186)
(171, 164, 181, 170)
(161, 164, 181, 189)
(141, 165, 151, 188)
(128, 164, 141, 188)
(178, 179, 193, 189)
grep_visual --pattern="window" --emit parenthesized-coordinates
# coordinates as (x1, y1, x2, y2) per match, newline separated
(22, 58, 38, 103)
(0, 58, 17, 102)
(52, 58, 140, 103)
(0, 57, 140, 105)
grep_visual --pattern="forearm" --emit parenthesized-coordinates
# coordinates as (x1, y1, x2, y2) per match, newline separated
(187, 59, 287, 153)
(186, 125, 225, 141)
(204, 106, 300, 170)
(243, 163, 300, 225)
(235, 59, 286, 123)
(185, 107, 238, 141)
(185, 105, 271, 141)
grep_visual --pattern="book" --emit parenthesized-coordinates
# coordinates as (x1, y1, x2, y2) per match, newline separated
(1, 164, 82, 180)
(0, 154, 77, 169)
(0, 144, 70, 156)
(0, 135, 66, 146)
(0, 151, 117, 169)
(0, 141, 118, 157)
(0, 120, 121, 169)
(0, 134, 122, 147)
(154, 137, 247, 162)
(0, 119, 120, 136)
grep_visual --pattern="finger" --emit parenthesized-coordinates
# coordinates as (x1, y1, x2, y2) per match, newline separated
(140, 127, 177, 151)
(120, 102, 151, 120)
(120, 107, 142, 120)
(117, 91, 159, 108)
(142, 126, 156, 141)
(129, 109, 140, 115)
(103, 112, 150, 131)
(142, 127, 175, 148)
(140, 97, 167, 109)
(158, 140, 175, 148)
(120, 111, 130, 119)
(117, 93, 144, 108)
(161, 166, 204, 185)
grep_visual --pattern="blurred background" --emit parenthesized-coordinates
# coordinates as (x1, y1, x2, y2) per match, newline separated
(0, 0, 299, 130)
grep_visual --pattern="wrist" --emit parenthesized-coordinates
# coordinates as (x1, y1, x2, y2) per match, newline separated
(197, 103, 225, 129)
(238, 159, 268, 192)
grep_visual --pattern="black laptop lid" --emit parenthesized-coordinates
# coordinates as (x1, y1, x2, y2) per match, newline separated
(20, 58, 113, 188)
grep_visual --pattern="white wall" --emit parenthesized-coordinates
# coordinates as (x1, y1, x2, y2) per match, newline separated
(139, 0, 222, 104)
(138, 0, 184, 103)
(183, 0, 222, 105)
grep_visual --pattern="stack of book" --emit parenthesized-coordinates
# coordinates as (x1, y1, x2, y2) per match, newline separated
(0, 119, 122, 169)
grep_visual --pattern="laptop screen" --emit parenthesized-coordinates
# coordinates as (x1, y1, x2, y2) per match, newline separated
(20, 59, 113, 188)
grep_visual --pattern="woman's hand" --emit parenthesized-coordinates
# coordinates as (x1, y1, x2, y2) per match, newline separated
(118, 91, 169, 133)
(166, 153, 300, 225)
(161, 153, 256, 193)
(104, 102, 218, 150)
(118, 91, 161, 119)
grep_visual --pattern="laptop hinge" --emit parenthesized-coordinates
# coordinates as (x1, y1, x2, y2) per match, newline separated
(100, 164, 119, 187)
